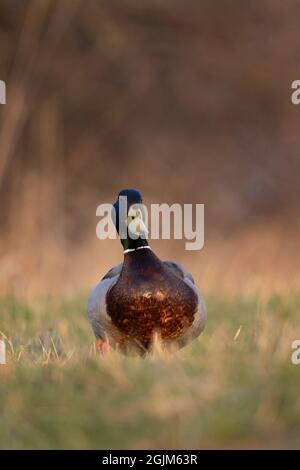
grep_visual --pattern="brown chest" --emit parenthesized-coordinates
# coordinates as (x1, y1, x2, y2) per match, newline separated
(106, 274, 197, 348)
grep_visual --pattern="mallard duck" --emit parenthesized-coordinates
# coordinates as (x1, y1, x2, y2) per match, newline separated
(87, 189, 207, 355)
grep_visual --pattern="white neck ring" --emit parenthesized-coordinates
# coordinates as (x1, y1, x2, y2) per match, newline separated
(123, 246, 151, 255)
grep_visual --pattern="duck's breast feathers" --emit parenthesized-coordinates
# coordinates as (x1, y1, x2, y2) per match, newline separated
(87, 257, 207, 349)
(87, 262, 123, 340)
(163, 260, 207, 342)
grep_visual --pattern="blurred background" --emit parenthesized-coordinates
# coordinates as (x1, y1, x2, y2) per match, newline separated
(0, 0, 300, 297)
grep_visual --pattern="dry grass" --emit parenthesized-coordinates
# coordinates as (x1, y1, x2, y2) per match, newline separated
(1, 292, 300, 449)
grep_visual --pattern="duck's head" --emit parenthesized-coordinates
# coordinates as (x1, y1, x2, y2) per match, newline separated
(112, 189, 149, 251)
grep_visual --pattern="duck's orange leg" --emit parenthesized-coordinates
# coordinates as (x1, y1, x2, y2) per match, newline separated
(97, 338, 109, 355)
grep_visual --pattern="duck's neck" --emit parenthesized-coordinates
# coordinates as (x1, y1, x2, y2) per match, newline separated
(121, 237, 149, 252)
(122, 245, 162, 271)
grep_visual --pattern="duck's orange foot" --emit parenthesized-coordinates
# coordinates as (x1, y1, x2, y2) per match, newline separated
(97, 338, 109, 355)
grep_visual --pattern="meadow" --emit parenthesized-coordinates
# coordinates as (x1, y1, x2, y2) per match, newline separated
(1, 292, 300, 449)
(1, 0, 300, 452)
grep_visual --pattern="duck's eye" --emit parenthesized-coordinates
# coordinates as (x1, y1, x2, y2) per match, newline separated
(128, 208, 141, 222)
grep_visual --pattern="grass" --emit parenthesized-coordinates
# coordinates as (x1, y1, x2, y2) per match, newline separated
(0, 293, 300, 449)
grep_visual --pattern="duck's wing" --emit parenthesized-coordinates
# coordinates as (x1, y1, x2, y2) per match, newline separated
(87, 263, 123, 341)
(163, 260, 207, 344)
(163, 261, 195, 284)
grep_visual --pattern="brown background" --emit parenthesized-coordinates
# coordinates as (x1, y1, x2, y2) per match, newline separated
(0, 0, 299, 296)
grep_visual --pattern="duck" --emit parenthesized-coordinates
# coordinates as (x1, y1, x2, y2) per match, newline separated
(87, 189, 207, 355)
